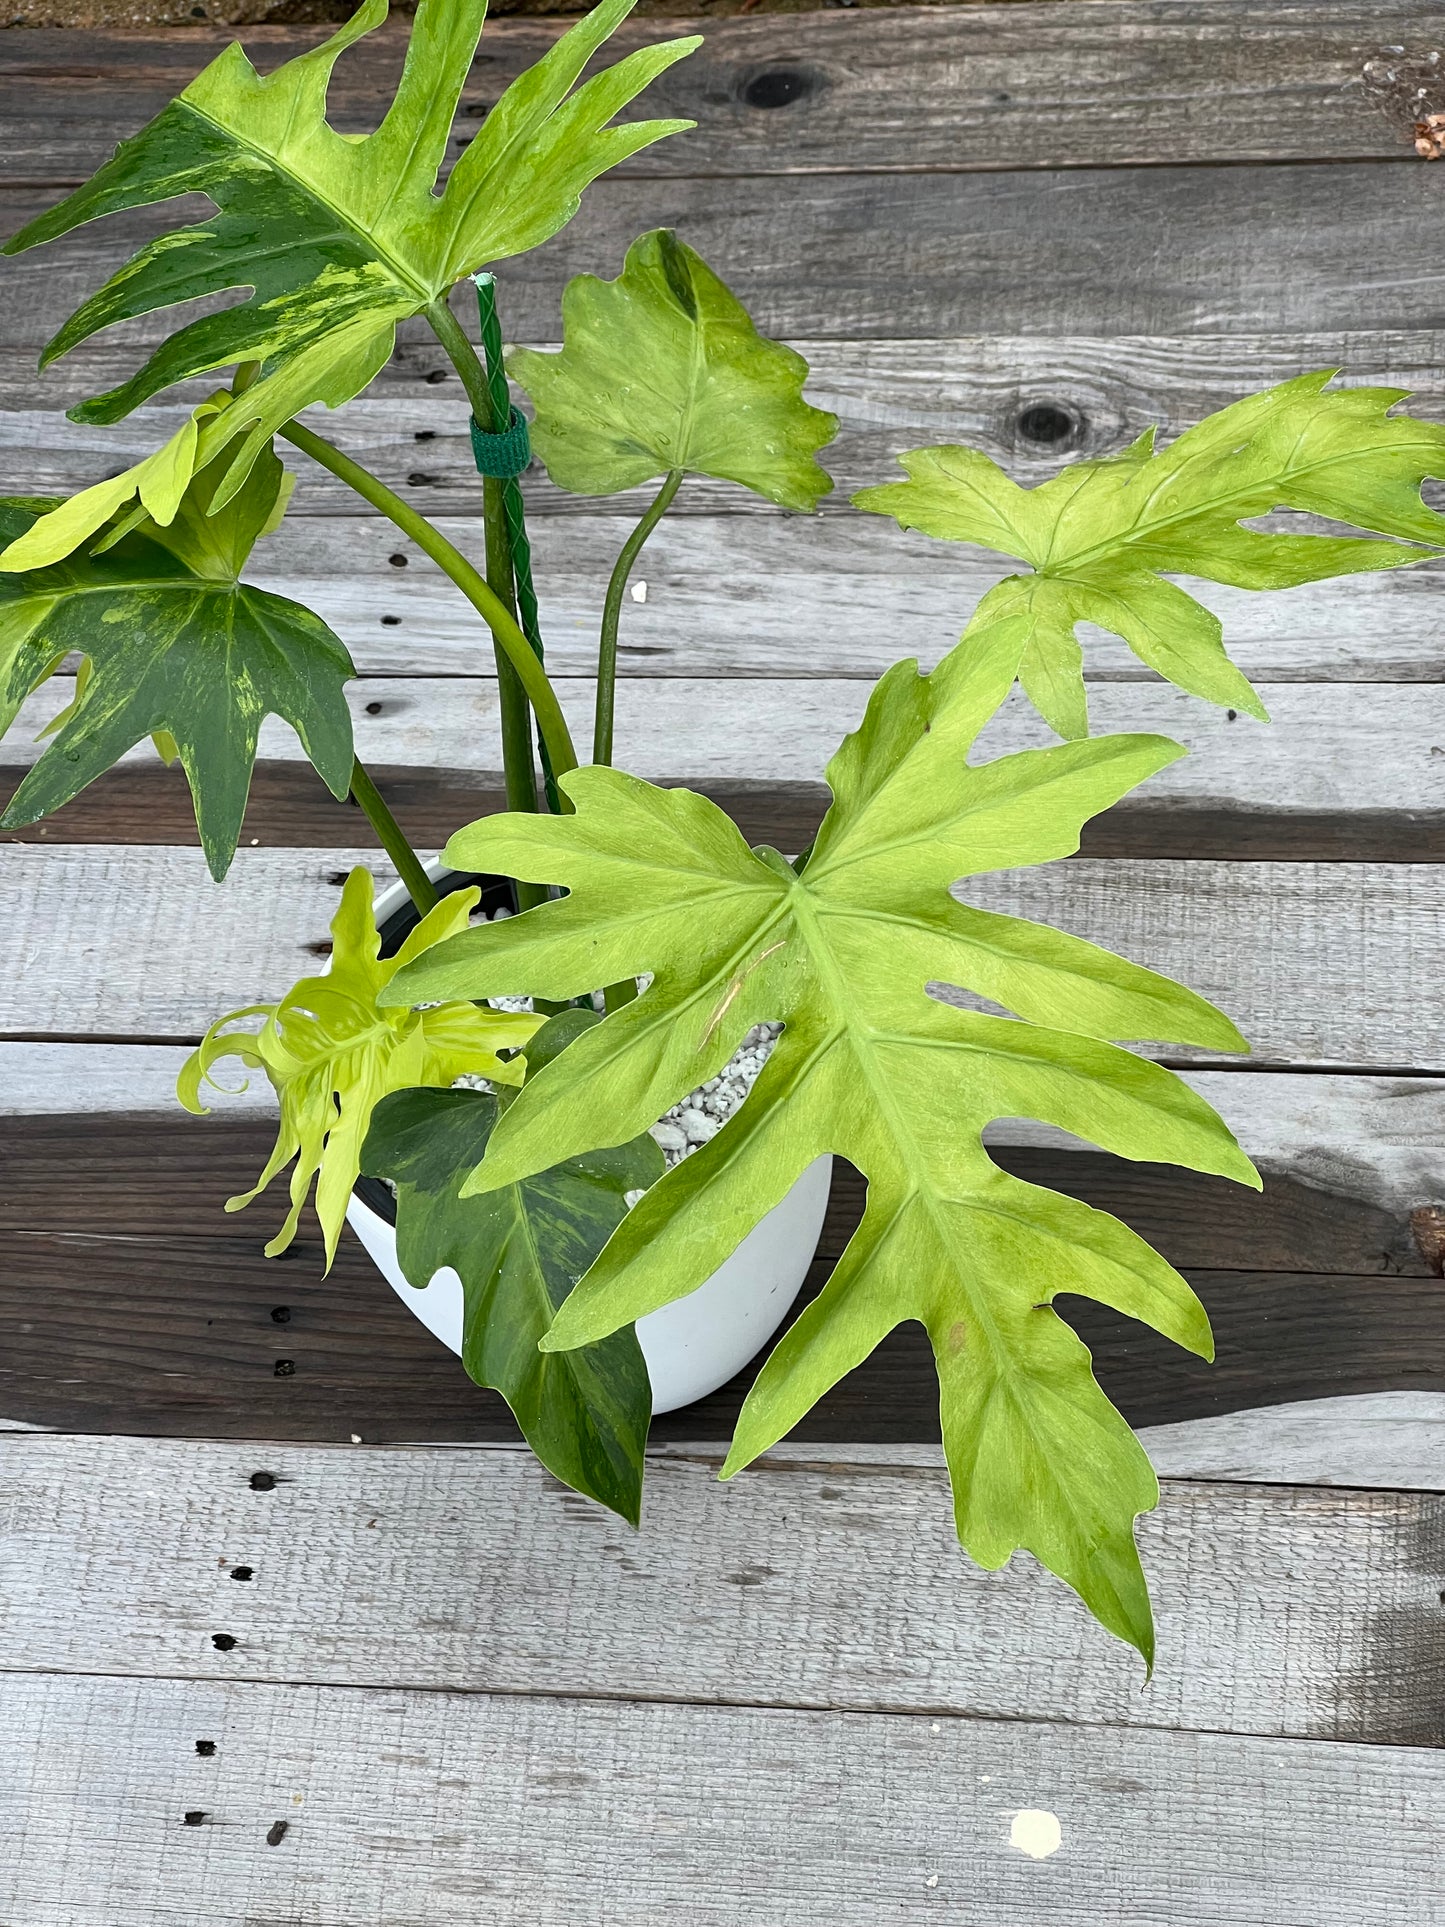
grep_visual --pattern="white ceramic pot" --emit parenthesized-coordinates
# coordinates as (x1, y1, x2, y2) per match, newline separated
(346, 867, 832, 1414)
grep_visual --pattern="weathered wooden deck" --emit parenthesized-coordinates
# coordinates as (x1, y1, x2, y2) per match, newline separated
(2, 4, 1444, 1920)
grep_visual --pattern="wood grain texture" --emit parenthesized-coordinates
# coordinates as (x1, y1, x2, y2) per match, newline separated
(1135, 1391, 1445, 1488)
(4, 681, 1440, 867)
(5, 677, 1438, 810)
(2, 843, 1434, 1067)
(3, 756, 1439, 863)
(2, 1149, 1443, 1439)
(0, 3, 1431, 187)
(696, 1396, 1445, 1490)
(960, 859, 1444, 1070)
(8, 1046, 1442, 1222)
(3, 1671, 1444, 1926)
(8, 160, 1445, 350)
(1, 1432, 1441, 1743)
(1, 1107, 1431, 1275)
(10, 506, 1439, 683)
(10, 330, 1445, 521)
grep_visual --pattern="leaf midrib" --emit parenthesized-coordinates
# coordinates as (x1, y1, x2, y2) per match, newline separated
(787, 886, 1013, 1372)
(181, 93, 439, 310)
(1038, 434, 1430, 576)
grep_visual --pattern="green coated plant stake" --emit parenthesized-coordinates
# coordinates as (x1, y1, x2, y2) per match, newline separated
(472, 273, 562, 818)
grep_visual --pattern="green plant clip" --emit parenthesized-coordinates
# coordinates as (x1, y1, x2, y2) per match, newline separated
(469, 408, 533, 479)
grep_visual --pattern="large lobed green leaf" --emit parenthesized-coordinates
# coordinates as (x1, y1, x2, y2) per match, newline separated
(855, 373, 1445, 737)
(179, 868, 541, 1263)
(3, 0, 701, 506)
(510, 228, 836, 509)
(0, 436, 350, 880)
(385, 627, 1260, 1662)
(362, 1009, 661, 1524)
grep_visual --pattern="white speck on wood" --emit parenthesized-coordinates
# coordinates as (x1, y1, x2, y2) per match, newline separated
(1009, 1810, 1062, 1860)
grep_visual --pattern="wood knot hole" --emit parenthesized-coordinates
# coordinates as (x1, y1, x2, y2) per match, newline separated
(741, 67, 816, 109)
(1015, 402, 1084, 451)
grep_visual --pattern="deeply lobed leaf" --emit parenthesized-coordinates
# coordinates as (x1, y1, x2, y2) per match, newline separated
(510, 228, 837, 508)
(854, 372, 1445, 736)
(0, 438, 350, 879)
(361, 1009, 660, 1524)
(3, 0, 701, 506)
(384, 627, 1259, 1660)
(179, 868, 541, 1262)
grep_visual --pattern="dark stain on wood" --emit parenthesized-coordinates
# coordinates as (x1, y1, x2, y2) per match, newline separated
(0, 1116, 1436, 1443)
(3, 762, 1438, 863)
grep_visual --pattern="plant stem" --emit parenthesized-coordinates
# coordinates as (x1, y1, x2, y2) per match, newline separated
(426, 294, 495, 427)
(425, 295, 540, 830)
(279, 421, 578, 789)
(594, 469, 683, 766)
(348, 757, 438, 917)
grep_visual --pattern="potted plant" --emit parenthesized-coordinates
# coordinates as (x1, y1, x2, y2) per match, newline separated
(4, 0, 1443, 1664)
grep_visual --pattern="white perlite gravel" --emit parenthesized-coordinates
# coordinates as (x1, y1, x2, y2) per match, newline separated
(452, 904, 782, 1173)
(649, 1022, 781, 1167)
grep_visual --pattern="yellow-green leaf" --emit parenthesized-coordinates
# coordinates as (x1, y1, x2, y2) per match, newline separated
(181, 868, 542, 1265)
(510, 228, 836, 509)
(854, 372, 1445, 735)
(3, 0, 700, 506)
(383, 628, 1259, 1661)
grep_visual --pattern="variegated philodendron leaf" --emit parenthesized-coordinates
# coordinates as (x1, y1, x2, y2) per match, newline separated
(179, 868, 542, 1265)
(854, 372, 1445, 738)
(3, 0, 700, 507)
(0, 438, 350, 879)
(383, 627, 1260, 1662)
(362, 1010, 661, 1524)
(509, 228, 836, 509)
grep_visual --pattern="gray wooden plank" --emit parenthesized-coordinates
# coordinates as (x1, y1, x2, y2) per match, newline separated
(5, 1670, 1442, 1927)
(1, 845, 1436, 1067)
(1137, 1391, 1445, 1488)
(6, 681, 1441, 828)
(2, 502, 1433, 685)
(0, 1432, 1440, 1744)
(9, 330, 1445, 517)
(6, 159, 1445, 347)
(961, 859, 1444, 1070)
(0, 3, 1432, 187)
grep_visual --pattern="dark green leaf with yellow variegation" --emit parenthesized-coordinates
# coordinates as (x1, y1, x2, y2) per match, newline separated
(854, 373, 1445, 737)
(0, 440, 353, 879)
(510, 228, 836, 509)
(2, 0, 700, 506)
(383, 625, 1260, 1662)
(362, 1010, 660, 1525)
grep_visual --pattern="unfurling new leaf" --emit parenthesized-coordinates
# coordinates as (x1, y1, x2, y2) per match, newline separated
(0, 438, 350, 879)
(384, 629, 1259, 1661)
(362, 1009, 661, 1524)
(855, 372, 1445, 737)
(3, 0, 700, 506)
(178, 869, 541, 1263)
(510, 228, 837, 509)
